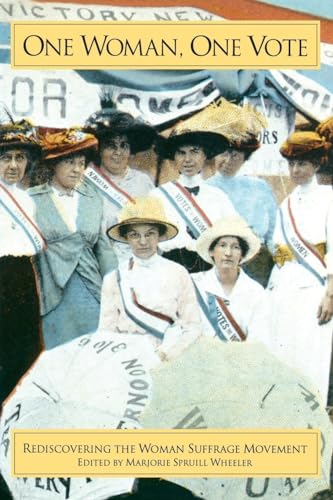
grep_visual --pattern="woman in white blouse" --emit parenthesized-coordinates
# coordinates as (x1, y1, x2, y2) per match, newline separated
(0, 117, 43, 403)
(192, 216, 266, 341)
(99, 196, 202, 362)
(267, 130, 333, 404)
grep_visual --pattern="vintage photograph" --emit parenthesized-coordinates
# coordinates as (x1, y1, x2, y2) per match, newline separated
(1, 0, 333, 498)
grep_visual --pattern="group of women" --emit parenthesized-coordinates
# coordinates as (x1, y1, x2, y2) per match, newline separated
(1, 97, 333, 412)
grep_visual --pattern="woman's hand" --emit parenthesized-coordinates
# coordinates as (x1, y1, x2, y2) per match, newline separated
(317, 293, 333, 325)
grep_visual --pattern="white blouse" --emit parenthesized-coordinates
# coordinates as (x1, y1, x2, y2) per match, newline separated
(98, 253, 202, 358)
(151, 174, 237, 252)
(192, 267, 267, 340)
(0, 183, 38, 257)
(271, 176, 333, 287)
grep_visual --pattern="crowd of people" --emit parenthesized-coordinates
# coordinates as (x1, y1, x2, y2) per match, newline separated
(1, 96, 333, 416)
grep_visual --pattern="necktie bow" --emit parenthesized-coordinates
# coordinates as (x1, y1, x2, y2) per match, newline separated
(185, 186, 200, 196)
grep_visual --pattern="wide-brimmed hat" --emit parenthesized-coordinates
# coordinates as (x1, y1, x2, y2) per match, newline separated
(279, 131, 330, 160)
(160, 130, 229, 160)
(196, 216, 261, 265)
(39, 127, 98, 161)
(107, 196, 178, 243)
(85, 103, 157, 155)
(0, 119, 40, 153)
(161, 98, 267, 160)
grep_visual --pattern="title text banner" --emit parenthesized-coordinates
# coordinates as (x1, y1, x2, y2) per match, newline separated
(11, 21, 319, 69)
(12, 429, 320, 477)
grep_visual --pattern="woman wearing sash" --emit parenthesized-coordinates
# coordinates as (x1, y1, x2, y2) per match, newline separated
(267, 131, 333, 404)
(152, 125, 236, 273)
(29, 128, 117, 350)
(0, 117, 43, 403)
(192, 216, 265, 341)
(84, 101, 156, 262)
(205, 99, 276, 287)
(99, 196, 202, 362)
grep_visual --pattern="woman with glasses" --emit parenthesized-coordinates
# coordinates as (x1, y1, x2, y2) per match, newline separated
(98, 196, 202, 362)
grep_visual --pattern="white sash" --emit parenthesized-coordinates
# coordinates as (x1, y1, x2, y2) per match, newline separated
(158, 182, 212, 239)
(194, 282, 246, 342)
(280, 197, 326, 285)
(0, 183, 45, 254)
(117, 261, 174, 340)
(84, 166, 134, 209)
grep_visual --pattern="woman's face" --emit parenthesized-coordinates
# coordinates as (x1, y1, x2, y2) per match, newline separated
(100, 135, 131, 176)
(209, 236, 243, 272)
(288, 159, 318, 185)
(125, 223, 160, 260)
(215, 149, 245, 177)
(174, 145, 207, 177)
(52, 154, 86, 190)
(0, 148, 29, 185)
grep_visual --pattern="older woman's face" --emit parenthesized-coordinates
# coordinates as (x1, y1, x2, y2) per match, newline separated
(209, 236, 243, 271)
(0, 148, 29, 185)
(125, 223, 160, 259)
(288, 159, 317, 185)
(215, 149, 245, 177)
(100, 135, 131, 177)
(52, 154, 86, 191)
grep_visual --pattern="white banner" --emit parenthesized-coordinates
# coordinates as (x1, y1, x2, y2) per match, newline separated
(0, 1, 220, 21)
(269, 69, 333, 121)
(241, 96, 294, 176)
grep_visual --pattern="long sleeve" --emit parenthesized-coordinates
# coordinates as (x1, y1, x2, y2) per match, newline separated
(158, 265, 202, 359)
(98, 270, 122, 332)
(325, 197, 333, 274)
(94, 233, 118, 277)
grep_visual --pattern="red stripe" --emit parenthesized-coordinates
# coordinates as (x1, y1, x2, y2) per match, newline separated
(94, 167, 136, 203)
(215, 295, 246, 341)
(131, 288, 174, 324)
(36, 0, 333, 43)
(0, 184, 47, 247)
(174, 182, 212, 227)
(287, 197, 326, 267)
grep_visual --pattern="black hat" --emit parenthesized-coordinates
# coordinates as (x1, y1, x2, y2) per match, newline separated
(158, 129, 229, 160)
(84, 98, 157, 155)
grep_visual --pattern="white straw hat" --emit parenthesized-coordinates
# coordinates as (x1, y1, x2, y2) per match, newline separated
(196, 216, 261, 264)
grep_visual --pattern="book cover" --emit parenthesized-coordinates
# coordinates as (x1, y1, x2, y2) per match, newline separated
(1, 1, 333, 499)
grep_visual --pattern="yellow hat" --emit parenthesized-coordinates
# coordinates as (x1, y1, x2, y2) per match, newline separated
(279, 131, 330, 159)
(107, 196, 179, 243)
(316, 116, 333, 142)
(170, 98, 267, 152)
(196, 216, 261, 265)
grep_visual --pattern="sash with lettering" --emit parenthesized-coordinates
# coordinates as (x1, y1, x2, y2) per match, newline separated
(193, 282, 246, 342)
(158, 182, 212, 238)
(84, 166, 135, 209)
(279, 197, 327, 285)
(116, 259, 174, 340)
(0, 183, 45, 253)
